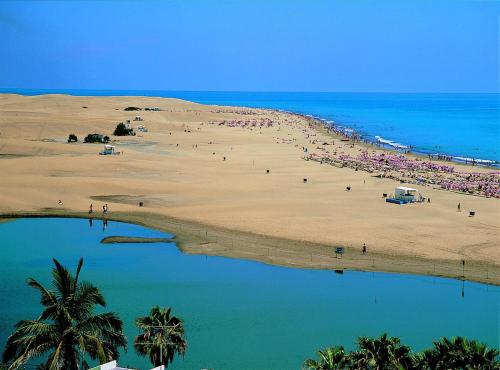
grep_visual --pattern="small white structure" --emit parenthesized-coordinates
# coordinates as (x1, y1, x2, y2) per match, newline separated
(89, 360, 133, 370)
(90, 360, 164, 370)
(394, 186, 419, 203)
(137, 124, 148, 132)
(99, 144, 119, 155)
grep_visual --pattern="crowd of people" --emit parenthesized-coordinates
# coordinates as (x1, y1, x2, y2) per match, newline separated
(308, 149, 500, 198)
(203, 107, 500, 199)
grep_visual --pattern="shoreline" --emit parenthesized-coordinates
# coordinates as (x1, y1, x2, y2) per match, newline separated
(286, 110, 500, 169)
(0, 94, 498, 289)
(101, 236, 175, 244)
(1, 210, 498, 286)
(1, 91, 499, 168)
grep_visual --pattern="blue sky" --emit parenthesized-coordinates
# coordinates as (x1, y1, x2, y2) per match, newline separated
(0, 0, 498, 92)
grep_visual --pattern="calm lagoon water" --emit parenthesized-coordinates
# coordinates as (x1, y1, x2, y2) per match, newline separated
(0, 218, 498, 369)
(2, 89, 499, 163)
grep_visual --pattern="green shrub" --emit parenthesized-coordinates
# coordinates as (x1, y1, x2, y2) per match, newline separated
(84, 133, 106, 143)
(67, 134, 78, 143)
(113, 122, 135, 136)
(124, 106, 142, 111)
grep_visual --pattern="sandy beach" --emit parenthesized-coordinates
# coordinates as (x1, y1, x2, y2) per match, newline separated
(0, 94, 498, 284)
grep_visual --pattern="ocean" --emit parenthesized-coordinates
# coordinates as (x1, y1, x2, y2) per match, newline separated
(1, 89, 499, 164)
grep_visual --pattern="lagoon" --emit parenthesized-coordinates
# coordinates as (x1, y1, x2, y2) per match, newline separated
(0, 218, 498, 369)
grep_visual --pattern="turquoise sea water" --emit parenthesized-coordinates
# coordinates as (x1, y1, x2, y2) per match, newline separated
(1, 89, 499, 163)
(0, 218, 498, 370)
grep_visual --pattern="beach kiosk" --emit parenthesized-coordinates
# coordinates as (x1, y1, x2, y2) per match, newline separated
(387, 186, 419, 204)
(99, 144, 119, 155)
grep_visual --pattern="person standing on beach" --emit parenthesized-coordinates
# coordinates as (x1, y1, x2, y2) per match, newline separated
(89, 204, 93, 214)
(362, 243, 367, 255)
(457, 203, 461, 212)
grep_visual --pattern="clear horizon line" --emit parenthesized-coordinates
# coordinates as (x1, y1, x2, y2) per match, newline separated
(0, 87, 498, 95)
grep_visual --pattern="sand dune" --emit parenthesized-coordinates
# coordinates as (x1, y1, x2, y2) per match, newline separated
(0, 94, 498, 283)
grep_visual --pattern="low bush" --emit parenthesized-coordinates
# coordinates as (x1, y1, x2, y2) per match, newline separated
(83, 133, 108, 143)
(113, 122, 135, 136)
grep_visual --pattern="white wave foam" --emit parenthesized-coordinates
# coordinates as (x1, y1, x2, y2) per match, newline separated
(375, 135, 408, 150)
(453, 156, 496, 165)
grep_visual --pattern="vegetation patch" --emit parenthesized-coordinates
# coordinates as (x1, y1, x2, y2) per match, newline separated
(304, 333, 499, 370)
(83, 133, 110, 143)
(1, 258, 186, 370)
(113, 122, 135, 136)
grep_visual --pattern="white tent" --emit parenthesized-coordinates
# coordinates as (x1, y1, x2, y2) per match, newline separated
(394, 186, 419, 202)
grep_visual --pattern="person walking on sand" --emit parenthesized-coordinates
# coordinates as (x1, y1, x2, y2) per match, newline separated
(89, 204, 93, 214)
(362, 243, 367, 255)
(457, 203, 461, 212)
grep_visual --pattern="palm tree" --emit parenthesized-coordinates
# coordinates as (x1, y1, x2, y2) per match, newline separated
(417, 336, 500, 369)
(303, 346, 348, 370)
(2, 258, 127, 370)
(349, 333, 415, 370)
(134, 306, 187, 368)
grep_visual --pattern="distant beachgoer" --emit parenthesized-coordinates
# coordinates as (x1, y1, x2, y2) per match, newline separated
(89, 204, 93, 214)
(102, 205, 106, 213)
(362, 243, 367, 255)
(105, 204, 109, 213)
(427, 198, 431, 203)
(58, 200, 63, 205)
(223, 156, 226, 161)
(457, 203, 461, 212)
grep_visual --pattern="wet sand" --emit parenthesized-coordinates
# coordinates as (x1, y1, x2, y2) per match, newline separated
(101, 235, 175, 244)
